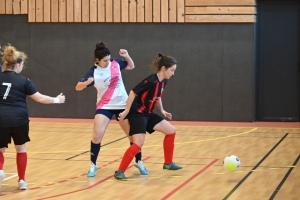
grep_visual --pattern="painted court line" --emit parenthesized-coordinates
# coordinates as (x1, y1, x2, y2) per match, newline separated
(4, 174, 18, 181)
(161, 159, 219, 200)
(36, 157, 151, 200)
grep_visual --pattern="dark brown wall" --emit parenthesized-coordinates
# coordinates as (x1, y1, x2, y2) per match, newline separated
(0, 15, 255, 121)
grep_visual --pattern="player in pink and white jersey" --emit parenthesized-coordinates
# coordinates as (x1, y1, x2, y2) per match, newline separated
(75, 42, 148, 177)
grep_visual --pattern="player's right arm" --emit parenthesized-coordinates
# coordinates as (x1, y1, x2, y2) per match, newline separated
(75, 77, 94, 91)
(75, 67, 95, 91)
(118, 90, 136, 121)
(30, 92, 65, 104)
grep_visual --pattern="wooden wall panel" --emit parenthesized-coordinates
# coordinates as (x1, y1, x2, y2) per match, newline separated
(137, 0, 144, 22)
(185, 14, 255, 23)
(51, 0, 59, 22)
(66, 0, 73, 22)
(13, 0, 21, 14)
(0, 0, 5, 14)
(106, 0, 112, 22)
(145, 0, 152, 22)
(161, 0, 168, 22)
(2, 0, 257, 23)
(97, 0, 105, 22)
(28, 0, 35, 22)
(186, 0, 256, 6)
(21, 0, 27, 14)
(185, 7, 256, 15)
(177, 0, 184, 22)
(90, 0, 97, 22)
(6, 0, 13, 14)
(153, 0, 160, 22)
(74, 0, 81, 22)
(129, 0, 136, 22)
(36, 0, 43, 22)
(169, 0, 176, 23)
(82, 0, 89, 22)
(114, 0, 121, 22)
(59, 0, 66, 22)
(44, 0, 50, 22)
(121, 0, 128, 22)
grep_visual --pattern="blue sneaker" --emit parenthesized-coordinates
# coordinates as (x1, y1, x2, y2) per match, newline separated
(163, 162, 183, 170)
(87, 163, 98, 177)
(134, 160, 149, 175)
(114, 170, 127, 180)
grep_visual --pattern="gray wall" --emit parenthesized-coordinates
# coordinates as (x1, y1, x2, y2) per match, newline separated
(0, 15, 254, 121)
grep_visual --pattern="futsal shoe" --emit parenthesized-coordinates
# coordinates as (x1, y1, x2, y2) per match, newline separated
(134, 160, 149, 175)
(114, 170, 127, 181)
(87, 163, 98, 177)
(0, 170, 5, 189)
(163, 162, 183, 170)
(18, 180, 28, 190)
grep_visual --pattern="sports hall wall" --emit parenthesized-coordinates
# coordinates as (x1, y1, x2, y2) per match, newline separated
(0, 0, 255, 121)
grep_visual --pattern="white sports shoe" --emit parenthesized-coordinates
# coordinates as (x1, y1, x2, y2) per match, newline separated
(18, 180, 28, 190)
(134, 160, 149, 175)
(0, 170, 5, 189)
(87, 162, 98, 177)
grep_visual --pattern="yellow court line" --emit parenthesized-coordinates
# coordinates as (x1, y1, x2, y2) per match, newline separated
(6, 128, 258, 154)
(101, 127, 258, 149)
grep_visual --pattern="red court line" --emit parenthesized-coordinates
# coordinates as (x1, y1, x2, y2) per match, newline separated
(161, 159, 219, 200)
(36, 157, 151, 200)
(29, 118, 300, 128)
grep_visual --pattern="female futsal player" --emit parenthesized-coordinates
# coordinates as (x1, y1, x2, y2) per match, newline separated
(0, 45, 65, 189)
(114, 52, 182, 180)
(75, 42, 148, 177)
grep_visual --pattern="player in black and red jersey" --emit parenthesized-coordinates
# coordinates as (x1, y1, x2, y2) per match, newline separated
(114, 52, 182, 180)
(0, 45, 65, 189)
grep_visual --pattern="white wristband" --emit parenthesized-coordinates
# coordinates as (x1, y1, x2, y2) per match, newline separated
(53, 98, 59, 104)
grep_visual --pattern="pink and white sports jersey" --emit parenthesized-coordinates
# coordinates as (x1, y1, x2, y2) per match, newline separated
(79, 59, 129, 110)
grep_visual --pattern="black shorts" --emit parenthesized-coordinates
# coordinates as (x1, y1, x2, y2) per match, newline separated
(95, 109, 128, 121)
(0, 122, 30, 148)
(128, 112, 164, 136)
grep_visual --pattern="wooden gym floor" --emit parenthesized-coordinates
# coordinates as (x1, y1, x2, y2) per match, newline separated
(0, 118, 299, 200)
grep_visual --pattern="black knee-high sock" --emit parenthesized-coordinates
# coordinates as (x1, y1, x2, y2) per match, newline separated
(90, 141, 101, 165)
(130, 142, 142, 163)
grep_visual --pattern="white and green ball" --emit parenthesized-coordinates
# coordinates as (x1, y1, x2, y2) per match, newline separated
(223, 155, 241, 172)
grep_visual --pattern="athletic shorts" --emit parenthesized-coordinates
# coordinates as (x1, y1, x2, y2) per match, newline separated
(0, 122, 30, 148)
(95, 109, 128, 121)
(128, 112, 164, 136)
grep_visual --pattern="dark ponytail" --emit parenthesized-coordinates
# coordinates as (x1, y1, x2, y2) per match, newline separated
(150, 52, 177, 72)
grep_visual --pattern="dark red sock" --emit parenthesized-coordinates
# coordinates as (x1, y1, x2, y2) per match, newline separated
(163, 133, 176, 164)
(118, 143, 141, 171)
(16, 152, 27, 181)
(0, 152, 4, 170)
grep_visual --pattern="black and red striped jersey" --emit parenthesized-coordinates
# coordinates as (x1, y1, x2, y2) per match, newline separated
(0, 71, 37, 127)
(131, 74, 168, 114)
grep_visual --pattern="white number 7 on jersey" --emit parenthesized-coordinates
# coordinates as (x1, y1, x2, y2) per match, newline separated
(2, 82, 12, 99)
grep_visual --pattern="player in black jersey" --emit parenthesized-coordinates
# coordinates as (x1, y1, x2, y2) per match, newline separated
(0, 45, 65, 190)
(114, 53, 182, 180)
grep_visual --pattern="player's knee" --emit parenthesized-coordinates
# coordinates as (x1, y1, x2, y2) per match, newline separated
(0, 148, 6, 153)
(92, 132, 104, 143)
(15, 144, 26, 152)
(169, 126, 176, 133)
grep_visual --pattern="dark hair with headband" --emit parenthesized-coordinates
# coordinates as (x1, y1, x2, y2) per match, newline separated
(94, 42, 111, 61)
(150, 52, 177, 72)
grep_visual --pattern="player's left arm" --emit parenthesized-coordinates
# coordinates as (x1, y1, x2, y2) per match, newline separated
(158, 98, 172, 120)
(119, 49, 135, 70)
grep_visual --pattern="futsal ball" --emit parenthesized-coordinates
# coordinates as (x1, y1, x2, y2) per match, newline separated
(223, 155, 240, 172)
